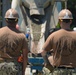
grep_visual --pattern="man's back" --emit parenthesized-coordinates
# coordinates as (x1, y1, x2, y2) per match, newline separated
(0, 26, 27, 58)
(44, 29, 76, 67)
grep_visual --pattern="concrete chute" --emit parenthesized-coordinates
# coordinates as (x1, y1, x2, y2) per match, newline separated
(11, 0, 67, 54)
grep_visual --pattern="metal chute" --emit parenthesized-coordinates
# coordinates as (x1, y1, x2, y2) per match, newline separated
(11, 0, 67, 54)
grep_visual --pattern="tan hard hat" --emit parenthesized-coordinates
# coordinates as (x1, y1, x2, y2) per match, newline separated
(5, 8, 19, 19)
(58, 9, 73, 19)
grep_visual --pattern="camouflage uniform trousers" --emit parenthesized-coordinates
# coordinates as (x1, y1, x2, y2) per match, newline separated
(0, 61, 22, 75)
(43, 67, 76, 75)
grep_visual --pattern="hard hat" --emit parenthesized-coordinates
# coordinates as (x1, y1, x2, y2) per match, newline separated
(5, 8, 19, 19)
(58, 9, 73, 19)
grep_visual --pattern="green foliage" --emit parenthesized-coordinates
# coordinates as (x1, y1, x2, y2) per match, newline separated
(67, 0, 76, 10)
(61, 1, 65, 9)
(56, 22, 61, 28)
(67, 0, 76, 27)
(10, 0, 12, 2)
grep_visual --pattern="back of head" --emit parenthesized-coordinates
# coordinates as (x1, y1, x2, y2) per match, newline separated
(5, 8, 19, 25)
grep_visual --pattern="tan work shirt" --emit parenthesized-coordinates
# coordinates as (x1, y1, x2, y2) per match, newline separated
(0, 26, 28, 58)
(43, 29, 76, 67)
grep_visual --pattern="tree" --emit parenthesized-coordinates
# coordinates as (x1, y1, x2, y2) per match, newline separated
(67, 0, 76, 27)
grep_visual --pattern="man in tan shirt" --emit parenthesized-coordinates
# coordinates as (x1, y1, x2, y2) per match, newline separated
(0, 8, 29, 75)
(41, 9, 76, 75)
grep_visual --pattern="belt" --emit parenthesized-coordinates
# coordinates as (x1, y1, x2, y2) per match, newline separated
(0, 58, 17, 63)
(54, 66, 75, 69)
